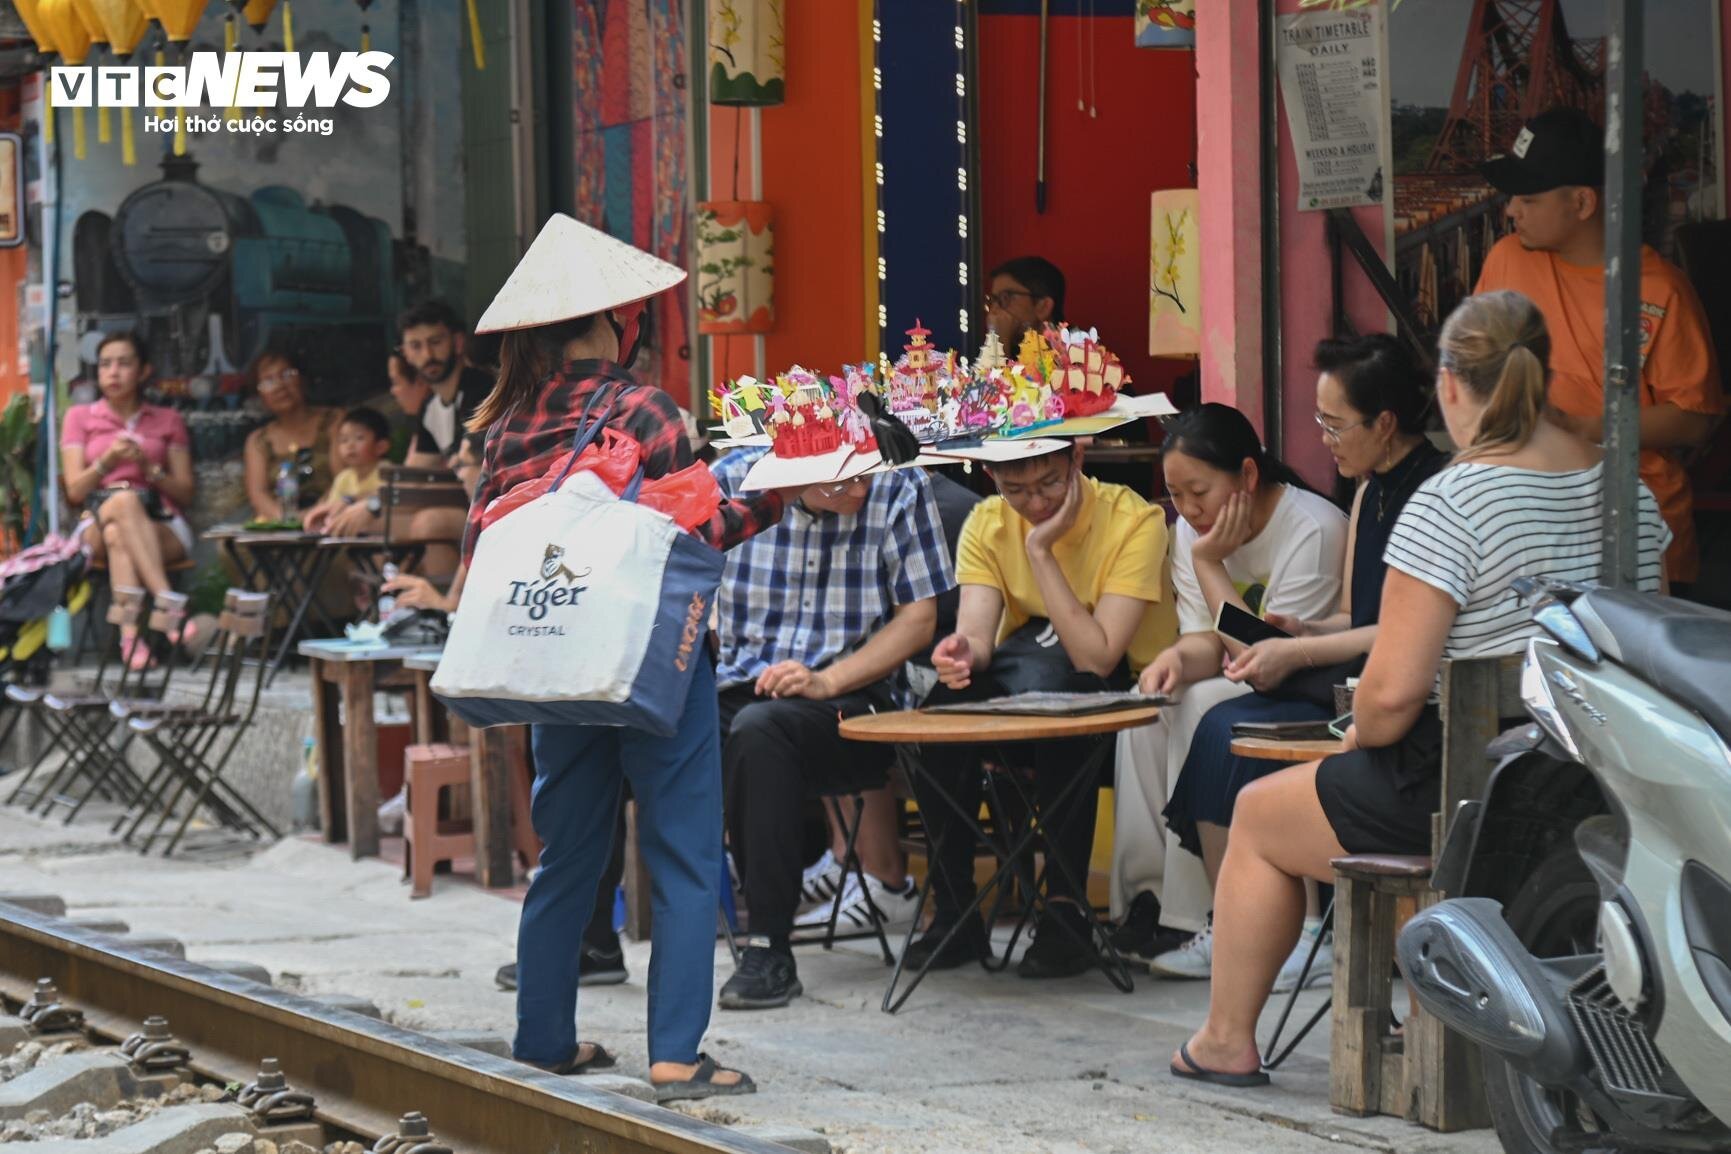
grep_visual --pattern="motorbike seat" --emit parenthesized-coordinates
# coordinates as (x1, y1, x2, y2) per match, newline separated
(1574, 590, 1731, 739)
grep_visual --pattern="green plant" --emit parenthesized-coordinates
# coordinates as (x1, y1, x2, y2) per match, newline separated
(189, 562, 232, 617)
(0, 395, 38, 547)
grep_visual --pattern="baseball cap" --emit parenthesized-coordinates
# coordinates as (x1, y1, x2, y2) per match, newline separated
(1480, 107, 1605, 195)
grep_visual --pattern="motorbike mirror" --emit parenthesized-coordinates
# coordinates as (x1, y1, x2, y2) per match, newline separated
(1533, 601, 1601, 664)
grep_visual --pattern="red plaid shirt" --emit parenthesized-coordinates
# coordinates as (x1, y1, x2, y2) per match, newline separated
(462, 360, 785, 565)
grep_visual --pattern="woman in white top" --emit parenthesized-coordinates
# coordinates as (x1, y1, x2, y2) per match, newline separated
(1111, 404, 1348, 962)
(1169, 291, 1669, 1089)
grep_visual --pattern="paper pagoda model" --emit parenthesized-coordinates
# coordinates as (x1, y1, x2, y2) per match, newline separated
(758, 367, 878, 459)
(973, 330, 1008, 374)
(1012, 325, 1128, 419)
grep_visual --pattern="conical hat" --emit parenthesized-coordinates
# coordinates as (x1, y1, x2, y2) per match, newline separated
(474, 214, 687, 335)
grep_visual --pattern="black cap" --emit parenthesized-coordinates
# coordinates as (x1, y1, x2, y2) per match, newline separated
(1480, 107, 1605, 195)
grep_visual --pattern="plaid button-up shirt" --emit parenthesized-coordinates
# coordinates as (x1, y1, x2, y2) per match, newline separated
(711, 449, 956, 707)
(463, 361, 786, 565)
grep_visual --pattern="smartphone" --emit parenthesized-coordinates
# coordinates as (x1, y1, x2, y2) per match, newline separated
(1327, 711, 1354, 740)
(1214, 601, 1293, 647)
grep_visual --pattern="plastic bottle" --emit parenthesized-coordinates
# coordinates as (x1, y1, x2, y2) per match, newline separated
(275, 458, 299, 520)
(378, 562, 400, 618)
(291, 737, 321, 831)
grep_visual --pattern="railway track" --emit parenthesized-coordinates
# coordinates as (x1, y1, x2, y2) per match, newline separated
(0, 900, 796, 1154)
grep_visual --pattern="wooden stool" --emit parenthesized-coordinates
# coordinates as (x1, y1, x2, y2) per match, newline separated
(1331, 854, 1489, 1132)
(404, 743, 475, 899)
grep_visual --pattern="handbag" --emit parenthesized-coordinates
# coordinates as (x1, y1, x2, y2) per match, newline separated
(431, 386, 725, 737)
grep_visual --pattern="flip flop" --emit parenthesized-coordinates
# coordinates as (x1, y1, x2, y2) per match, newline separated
(651, 1053, 757, 1103)
(537, 1042, 617, 1075)
(1169, 1041, 1270, 1088)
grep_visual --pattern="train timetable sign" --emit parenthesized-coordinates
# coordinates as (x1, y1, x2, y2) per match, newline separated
(1277, 7, 1392, 212)
(0, 135, 20, 249)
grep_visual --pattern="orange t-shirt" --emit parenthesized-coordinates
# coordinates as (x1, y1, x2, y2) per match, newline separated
(1476, 235, 1723, 582)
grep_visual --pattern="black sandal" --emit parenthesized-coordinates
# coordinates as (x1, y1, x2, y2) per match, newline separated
(1169, 1041, 1270, 1088)
(651, 1053, 757, 1103)
(538, 1042, 617, 1075)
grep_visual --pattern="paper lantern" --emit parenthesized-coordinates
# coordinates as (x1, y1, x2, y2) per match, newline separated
(70, 0, 108, 47)
(40, 0, 92, 157)
(227, 0, 275, 32)
(134, 0, 162, 28)
(1149, 189, 1200, 358)
(90, 0, 149, 57)
(708, 0, 783, 106)
(13, 0, 58, 56)
(696, 201, 775, 334)
(1134, 0, 1195, 49)
(154, 0, 207, 41)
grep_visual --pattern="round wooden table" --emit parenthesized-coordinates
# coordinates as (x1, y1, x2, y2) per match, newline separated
(839, 704, 1164, 746)
(1227, 736, 1346, 763)
(840, 703, 1163, 1012)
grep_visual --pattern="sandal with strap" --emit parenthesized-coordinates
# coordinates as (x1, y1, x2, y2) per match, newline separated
(651, 1053, 757, 1103)
(1169, 1041, 1270, 1088)
(534, 1042, 617, 1076)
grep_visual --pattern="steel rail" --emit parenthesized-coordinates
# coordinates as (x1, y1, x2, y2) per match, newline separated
(0, 902, 786, 1154)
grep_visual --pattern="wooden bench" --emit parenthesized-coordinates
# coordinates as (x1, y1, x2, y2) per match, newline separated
(1329, 654, 1522, 1132)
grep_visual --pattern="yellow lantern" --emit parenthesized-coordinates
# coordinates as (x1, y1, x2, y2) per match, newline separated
(91, 0, 148, 165)
(230, 0, 275, 34)
(13, 0, 59, 57)
(68, 0, 112, 144)
(153, 0, 207, 41)
(40, 0, 92, 158)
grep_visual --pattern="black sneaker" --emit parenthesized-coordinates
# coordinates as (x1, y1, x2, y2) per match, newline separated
(578, 942, 629, 987)
(718, 939, 803, 1010)
(1017, 905, 1096, 979)
(1110, 891, 1189, 962)
(902, 918, 993, 971)
(492, 944, 630, 993)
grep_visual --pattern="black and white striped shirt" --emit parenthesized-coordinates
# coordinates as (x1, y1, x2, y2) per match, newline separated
(1384, 461, 1669, 659)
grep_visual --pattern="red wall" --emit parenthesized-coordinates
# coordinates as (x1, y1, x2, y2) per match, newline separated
(978, 14, 1199, 403)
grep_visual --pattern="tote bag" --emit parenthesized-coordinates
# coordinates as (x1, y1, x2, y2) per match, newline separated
(431, 389, 724, 736)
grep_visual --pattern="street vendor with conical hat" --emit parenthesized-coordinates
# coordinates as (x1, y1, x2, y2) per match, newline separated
(464, 215, 787, 1101)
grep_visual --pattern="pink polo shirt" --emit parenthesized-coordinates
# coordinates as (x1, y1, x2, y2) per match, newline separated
(62, 400, 191, 514)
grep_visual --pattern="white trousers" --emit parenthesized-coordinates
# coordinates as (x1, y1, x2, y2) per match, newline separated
(1110, 676, 1252, 931)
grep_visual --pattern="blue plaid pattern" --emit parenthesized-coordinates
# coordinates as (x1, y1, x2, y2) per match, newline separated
(712, 449, 957, 707)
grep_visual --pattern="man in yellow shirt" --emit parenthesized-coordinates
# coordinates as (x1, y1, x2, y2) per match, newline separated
(1477, 107, 1724, 585)
(908, 443, 1175, 980)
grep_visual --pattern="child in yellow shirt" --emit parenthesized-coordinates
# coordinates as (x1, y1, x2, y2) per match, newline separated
(304, 407, 392, 536)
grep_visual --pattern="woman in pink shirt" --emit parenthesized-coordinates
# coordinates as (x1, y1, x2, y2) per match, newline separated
(61, 332, 198, 667)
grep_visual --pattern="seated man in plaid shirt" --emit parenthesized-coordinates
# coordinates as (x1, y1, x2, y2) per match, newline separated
(711, 448, 956, 1010)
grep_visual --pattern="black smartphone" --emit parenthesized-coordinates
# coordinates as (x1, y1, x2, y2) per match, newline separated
(1214, 601, 1293, 647)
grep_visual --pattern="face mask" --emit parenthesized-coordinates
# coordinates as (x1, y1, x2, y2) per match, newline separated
(609, 304, 653, 369)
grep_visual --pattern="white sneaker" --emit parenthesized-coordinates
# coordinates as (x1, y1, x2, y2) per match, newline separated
(1149, 917, 1213, 979)
(1273, 925, 1334, 993)
(376, 788, 406, 836)
(797, 850, 845, 910)
(791, 872, 918, 939)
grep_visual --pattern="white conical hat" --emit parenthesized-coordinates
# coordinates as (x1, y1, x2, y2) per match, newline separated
(473, 214, 688, 334)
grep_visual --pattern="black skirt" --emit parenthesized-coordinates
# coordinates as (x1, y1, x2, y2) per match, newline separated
(1313, 707, 1443, 855)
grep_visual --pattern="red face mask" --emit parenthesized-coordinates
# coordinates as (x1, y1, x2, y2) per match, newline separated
(609, 301, 651, 368)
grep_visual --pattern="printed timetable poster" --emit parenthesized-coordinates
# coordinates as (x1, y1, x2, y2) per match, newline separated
(1278, 7, 1391, 212)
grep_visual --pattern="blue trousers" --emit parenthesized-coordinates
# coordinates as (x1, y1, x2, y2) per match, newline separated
(513, 656, 721, 1067)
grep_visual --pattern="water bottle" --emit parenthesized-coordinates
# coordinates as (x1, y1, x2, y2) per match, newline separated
(46, 607, 72, 652)
(378, 561, 399, 618)
(291, 737, 321, 831)
(275, 458, 299, 520)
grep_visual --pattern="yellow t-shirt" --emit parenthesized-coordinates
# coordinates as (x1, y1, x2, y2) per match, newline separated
(956, 476, 1177, 673)
(327, 466, 384, 504)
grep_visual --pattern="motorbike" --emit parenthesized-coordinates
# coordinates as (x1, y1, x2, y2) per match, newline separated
(1398, 578, 1731, 1154)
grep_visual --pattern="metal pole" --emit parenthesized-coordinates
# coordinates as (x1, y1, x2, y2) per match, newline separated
(1260, 0, 1282, 456)
(1601, 0, 1643, 589)
(40, 87, 60, 540)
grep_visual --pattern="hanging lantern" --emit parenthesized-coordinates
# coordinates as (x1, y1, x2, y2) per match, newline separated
(153, 0, 207, 41)
(40, 0, 92, 158)
(92, 0, 149, 165)
(134, 0, 163, 32)
(281, 0, 293, 51)
(1134, 0, 1196, 49)
(14, 0, 60, 57)
(354, 0, 371, 51)
(466, 0, 484, 69)
(696, 201, 775, 335)
(708, 0, 783, 106)
(69, 0, 113, 146)
(1148, 189, 1200, 358)
(228, 0, 275, 33)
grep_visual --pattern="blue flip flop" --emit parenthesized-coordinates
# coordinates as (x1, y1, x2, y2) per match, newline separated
(1169, 1041, 1271, 1088)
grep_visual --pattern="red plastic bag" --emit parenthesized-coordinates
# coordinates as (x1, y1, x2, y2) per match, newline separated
(637, 462, 724, 532)
(480, 428, 641, 531)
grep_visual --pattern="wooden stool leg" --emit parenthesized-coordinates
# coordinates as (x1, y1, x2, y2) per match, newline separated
(409, 774, 436, 900)
(1331, 872, 1398, 1117)
(1403, 887, 1491, 1131)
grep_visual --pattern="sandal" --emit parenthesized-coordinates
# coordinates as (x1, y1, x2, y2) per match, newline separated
(121, 633, 155, 673)
(534, 1042, 617, 1075)
(651, 1053, 757, 1103)
(1169, 1041, 1270, 1088)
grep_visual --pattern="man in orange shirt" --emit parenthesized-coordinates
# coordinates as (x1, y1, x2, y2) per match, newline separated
(1477, 107, 1724, 585)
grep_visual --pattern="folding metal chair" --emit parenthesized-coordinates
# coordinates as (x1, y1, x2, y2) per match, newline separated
(5, 587, 173, 813)
(119, 590, 282, 856)
(795, 791, 896, 965)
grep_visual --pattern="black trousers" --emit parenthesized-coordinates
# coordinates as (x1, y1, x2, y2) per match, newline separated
(914, 627, 1127, 923)
(719, 680, 898, 940)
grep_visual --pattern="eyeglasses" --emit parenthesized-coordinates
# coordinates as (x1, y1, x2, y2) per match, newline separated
(258, 369, 302, 389)
(812, 478, 869, 497)
(984, 289, 1036, 310)
(1314, 411, 1371, 443)
(998, 474, 1070, 499)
